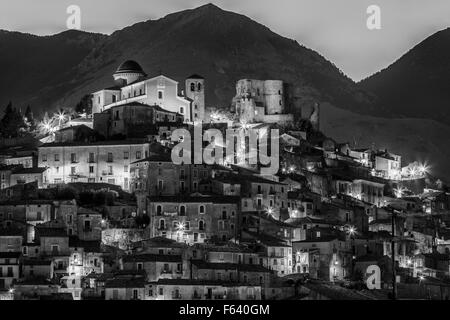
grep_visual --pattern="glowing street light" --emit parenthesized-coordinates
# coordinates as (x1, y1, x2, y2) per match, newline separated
(56, 111, 66, 122)
(239, 119, 250, 131)
(348, 226, 356, 236)
(418, 163, 429, 176)
(176, 222, 185, 232)
(394, 186, 406, 198)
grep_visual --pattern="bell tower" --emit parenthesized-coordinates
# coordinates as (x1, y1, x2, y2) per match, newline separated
(185, 74, 205, 122)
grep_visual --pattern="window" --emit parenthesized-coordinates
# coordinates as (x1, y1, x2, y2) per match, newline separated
(71, 153, 77, 163)
(89, 166, 94, 173)
(51, 245, 59, 255)
(179, 107, 184, 114)
(159, 287, 163, 295)
(124, 152, 129, 159)
(71, 167, 76, 175)
(124, 165, 128, 172)
(190, 83, 195, 91)
(158, 180, 164, 190)
(54, 154, 60, 161)
(158, 91, 163, 99)
(42, 154, 47, 162)
(199, 205, 205, 214)
(107, 153, 113, 162)
(137, 263, 143, 271)
(199, 220, 205, 231)
(156, 205, 162, 216)
(197, 83, 202, 91)
(108, 166, 113, 175)
(159, 219, 165, 230)
(89, 153, 95, 162)
(179, 206, 186, 216)
(136, 151, 142, 159)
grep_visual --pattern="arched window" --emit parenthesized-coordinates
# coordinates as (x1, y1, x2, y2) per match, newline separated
(197, 83, 202, 91)
(190, 83, 195, 92)
(199, 205, 205, 214)
(159, 219, 165, 230)
(179, 205, 186, 216)
(156, 205, 162, 216)
(199, 220, 205, 231)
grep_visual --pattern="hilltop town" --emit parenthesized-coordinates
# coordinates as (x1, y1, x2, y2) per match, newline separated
(0, 60, 448, 300)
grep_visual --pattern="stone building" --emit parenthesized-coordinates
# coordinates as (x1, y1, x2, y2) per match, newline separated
(185, 75, 205, 122)
(93, 102, 183, 139)
(147, 195, 240, 244)
(232, 79, 294, 124)
(91, 60, 198, 122)
(38, 140, 150, 191)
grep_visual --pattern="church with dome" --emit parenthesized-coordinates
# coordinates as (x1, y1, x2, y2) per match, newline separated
(91, 60, 205, 123)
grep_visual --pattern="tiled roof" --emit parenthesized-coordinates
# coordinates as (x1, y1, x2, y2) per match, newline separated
(122, 254, 182, 263)
(105, 278, 146, 288)
(23, 259, 52, 266)
(69, 237, 101, 252)
(242, 231, 290, 247)
(147, 195, 240, 204)
(11, 167, 47, 174)
(40, 139, 148, 148)
(0, 252, 21, 259)
(191, 260, 272, 273)
(37, 228, 68, 238)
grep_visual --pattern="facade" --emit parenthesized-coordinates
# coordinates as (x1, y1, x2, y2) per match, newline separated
(185, 75, 205, 122)
(232, 79, 294, 124)
(91, 61, 194, 122)
(374, 151, 401, 180)
(0, 252, 20, 289)
(38, 140, 150, 191)
(293, 237, 352, 282)
(150, 279, 261, 300)
(93, 102, 183, 139)
(147, 196, 240, 244)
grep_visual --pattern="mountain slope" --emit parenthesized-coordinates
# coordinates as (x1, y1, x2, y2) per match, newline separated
(0, 29, 106, 111)
(321, 102, 450, 180)
(31, 4, 377, 116)
(359, 28, 450, 124)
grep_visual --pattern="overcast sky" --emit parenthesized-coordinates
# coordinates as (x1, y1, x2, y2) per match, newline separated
(1, 0, 450, 81)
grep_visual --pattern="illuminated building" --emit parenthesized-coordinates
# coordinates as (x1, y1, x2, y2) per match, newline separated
(38, 139, 150, 191)
(147, 195, 240, 244)
(91, 60, 201, 122)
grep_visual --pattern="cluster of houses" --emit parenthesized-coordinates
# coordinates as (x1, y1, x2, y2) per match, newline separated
(0, 60, 450, 300)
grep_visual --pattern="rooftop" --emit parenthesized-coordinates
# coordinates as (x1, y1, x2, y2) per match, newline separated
(40, 139, 148, 148)
(122, 254, 182, 263)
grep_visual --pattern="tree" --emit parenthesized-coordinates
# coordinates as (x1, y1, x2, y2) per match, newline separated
(24, 105, 36, 132)
(75, 94, 93, 114)
(0, 101, 27, 138)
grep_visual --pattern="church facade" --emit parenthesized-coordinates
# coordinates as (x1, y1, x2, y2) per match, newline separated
(91, 60, 205, 123)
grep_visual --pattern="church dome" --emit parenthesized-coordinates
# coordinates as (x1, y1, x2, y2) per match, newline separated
(115, 60, 146, 75)
(113, 60, 146, 85)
